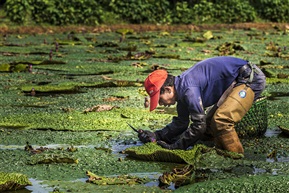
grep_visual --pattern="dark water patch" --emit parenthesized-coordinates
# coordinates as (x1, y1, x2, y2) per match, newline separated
(267, 92, 289, 100)
(11, 104, 48, 108)
(83, 80, 142, 88)
(61, 70, 114, 77)
(4, 189, 32, 193)
(0, 125, 27, 129)
(28, 51, 48, 55)
(2, 43, 24, 47)
(36, 81, 51, 85)
(35, 68, 67, 73)
(23, 90, 86, 97)
(31, 128, 119, 132)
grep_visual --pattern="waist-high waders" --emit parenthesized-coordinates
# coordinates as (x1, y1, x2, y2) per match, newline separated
(208, 62, 256, 154)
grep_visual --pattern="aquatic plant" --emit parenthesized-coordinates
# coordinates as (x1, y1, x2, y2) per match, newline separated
(0, 172, 31, 192)
(158, 165, 194, 188)
(175, 174, 289, 192)
(124, 143, 243, 164)
(86, 170, 149, 185)
(27, 150, 78, 165)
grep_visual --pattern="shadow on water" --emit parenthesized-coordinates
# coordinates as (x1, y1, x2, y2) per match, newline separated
(264, 129, 282, 137)
(267, 92, 289, 100)
(5, 189, 31, 193)
(24, 90, 86, 97)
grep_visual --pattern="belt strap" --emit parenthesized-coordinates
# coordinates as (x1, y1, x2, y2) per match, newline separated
(247, 62, 254, 84)
(239, 62, 255, 84)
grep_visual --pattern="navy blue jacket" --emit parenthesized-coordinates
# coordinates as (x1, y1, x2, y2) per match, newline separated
(175, 56, 247, 116)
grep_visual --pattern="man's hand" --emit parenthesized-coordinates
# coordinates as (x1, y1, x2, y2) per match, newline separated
(138, 130, 156, 143)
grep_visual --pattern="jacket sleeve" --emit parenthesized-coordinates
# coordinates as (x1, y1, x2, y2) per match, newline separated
(160, 113, 206, 150)
(155, 87, 207, 146)
(155, 101, 190, 143)
(185, 87, 207, 133)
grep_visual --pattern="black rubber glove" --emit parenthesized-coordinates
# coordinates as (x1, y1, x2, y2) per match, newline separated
(157, 114, 207, 150)
(157, 140, 174, 150)
(138, 130, 156, 143)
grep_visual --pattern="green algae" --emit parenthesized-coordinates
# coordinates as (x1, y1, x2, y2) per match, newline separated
(0, 171, 31, 192)
(44, 180, 170, 193)
(0, 106, 172, 131)
(124, 143, 243, 165)
(175, 174, 289, 193)
(0, 128, 118, 146)
(266, 77, 289, 84)
(125, 143, 204, 164)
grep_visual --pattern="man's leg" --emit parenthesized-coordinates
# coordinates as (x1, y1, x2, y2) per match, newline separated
(211, 84, 255, 154)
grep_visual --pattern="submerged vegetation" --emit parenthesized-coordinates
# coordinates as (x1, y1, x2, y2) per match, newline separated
(1, 24, 289, 192)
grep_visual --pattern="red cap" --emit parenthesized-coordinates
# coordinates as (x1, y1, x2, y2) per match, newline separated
(144, 70, 168, 111)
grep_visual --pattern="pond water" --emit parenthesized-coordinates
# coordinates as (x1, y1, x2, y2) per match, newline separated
(17, 173, 166, 193)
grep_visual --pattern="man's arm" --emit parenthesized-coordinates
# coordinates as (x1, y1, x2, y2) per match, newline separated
(157, 88, 207, 149)
(157, 112, 207, 150)
(154, 101, 190, 144)
(138, 101, 190, 144)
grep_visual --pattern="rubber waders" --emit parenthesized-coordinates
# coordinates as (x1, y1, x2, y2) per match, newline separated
(211, 84, 255, 154)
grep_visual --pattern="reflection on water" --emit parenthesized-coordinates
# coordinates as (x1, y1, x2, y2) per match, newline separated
(4, 178, 53, 193)
(25, 179, 53, 193)
(267, 92, 289, 100)
(264, 129, 282, 137)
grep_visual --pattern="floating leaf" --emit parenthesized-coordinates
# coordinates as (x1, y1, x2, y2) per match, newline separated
(86, 171, 148, 185)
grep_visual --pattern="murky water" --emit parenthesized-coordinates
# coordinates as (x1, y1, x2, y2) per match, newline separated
(1, 142, 166, 193)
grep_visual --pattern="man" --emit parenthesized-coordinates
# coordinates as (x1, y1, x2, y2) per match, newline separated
(138, 56, 266, 154)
